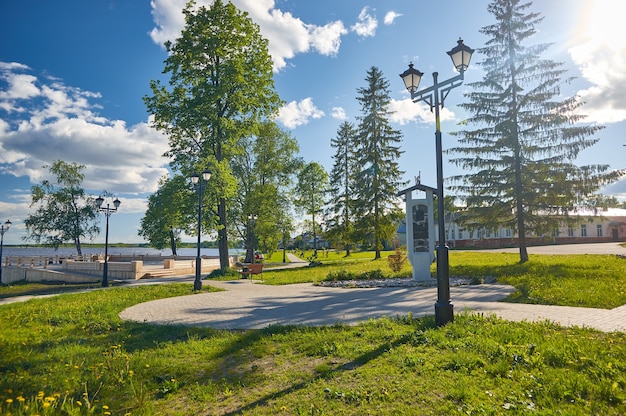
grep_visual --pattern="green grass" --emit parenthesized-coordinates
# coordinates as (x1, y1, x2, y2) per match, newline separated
(0, 285, 624, 415)
(259, 251, 626, 309)
(1, 252, 626, 414)
(448, 252, 626, 309)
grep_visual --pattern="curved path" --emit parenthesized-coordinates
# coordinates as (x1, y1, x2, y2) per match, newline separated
(120, 247, 626, 332)
(119, 278, 626, 332)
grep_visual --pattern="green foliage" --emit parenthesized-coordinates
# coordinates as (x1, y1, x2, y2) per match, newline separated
(353, 66, 406, 259)
(449, 0, 624, 263)
(138, 175, 194, 250)
(230, 123, 301, 261)
(23, 160, 100, 256)
(144, 0, 281, 269)
(326, 121, 359, 255)
(1, 286, 624, 415)
(294, 162, 329, 251)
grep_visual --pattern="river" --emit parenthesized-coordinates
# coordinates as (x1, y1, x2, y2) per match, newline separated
(1, 246, 242, 258)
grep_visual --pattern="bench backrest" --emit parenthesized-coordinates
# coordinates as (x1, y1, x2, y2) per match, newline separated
(248, 263, 263, 273)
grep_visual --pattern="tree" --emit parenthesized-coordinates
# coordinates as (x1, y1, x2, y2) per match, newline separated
(353, 66, 406, 259)
(326, 121, 359, 255)
(449, 0, 624, 263)
(24, 160, 100, 256)
(138, 175, 193, 250)
(230, 122, 302, 262)
(294, 162, 329, 255)
(144, 0, 282, 269)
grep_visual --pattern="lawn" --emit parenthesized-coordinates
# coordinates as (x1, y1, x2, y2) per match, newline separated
(1, 251, 625, 415)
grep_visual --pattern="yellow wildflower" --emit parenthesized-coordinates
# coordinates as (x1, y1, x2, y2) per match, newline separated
(5, 398, 13, 404)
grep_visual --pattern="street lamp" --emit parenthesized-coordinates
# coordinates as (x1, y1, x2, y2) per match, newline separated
(0, 220, 11, 284)
(248, 214, 258, 264)
(399, 38, 474, 326)
(191, 169, 211, 291)
(95, 196, 121, 287)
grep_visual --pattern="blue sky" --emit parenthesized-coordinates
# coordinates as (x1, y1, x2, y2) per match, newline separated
(1, 0, 625, 245)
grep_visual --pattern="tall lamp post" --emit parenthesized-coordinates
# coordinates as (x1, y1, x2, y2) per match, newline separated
(191, 169, 211, 291)
(248, 214, 258, 264)
(95, 196, 121, 287)
(400, 38, 474, 326)
(0, 220, 11, 284)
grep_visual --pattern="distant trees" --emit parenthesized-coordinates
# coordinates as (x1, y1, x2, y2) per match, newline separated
(144, 0, 281, 269)
(449, 0, 624, 263)
(352, 66, 405, 259)
(24, 160, 100, 256)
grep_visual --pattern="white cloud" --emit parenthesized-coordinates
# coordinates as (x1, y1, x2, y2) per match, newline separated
(351, 6, 377, 37)
(331, 107, 347, 120)
(0, 63, 170, 196)
(308, 20, 348, 56)
(383, 11, 402, 25)
(568, 1, 626, 124)
(388, 97, 455, 126)
(276, 98, 324, 129)
(149, 0, 348, 71)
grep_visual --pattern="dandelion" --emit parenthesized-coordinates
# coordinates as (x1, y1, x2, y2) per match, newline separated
(103, 405, 109, 409)
(77, 401, 83, 406)
(5, 398, 13, 404)
(281, 405, 287, 411)
(43, 402, 51, 408)
(7, 389, 13, 394)
(37, 391, 45, 398)
(17, 396, 25, 402)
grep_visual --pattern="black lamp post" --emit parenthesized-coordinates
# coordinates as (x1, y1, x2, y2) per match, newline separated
(0, 219, 11, 284)
(95, 196, 121, 287)
(399, 38, 474, 326)
(191, 169, 211, 291)
(248, 214, 258, 264)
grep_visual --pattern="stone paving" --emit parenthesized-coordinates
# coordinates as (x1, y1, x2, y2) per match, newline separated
(118, 278, 626, 332)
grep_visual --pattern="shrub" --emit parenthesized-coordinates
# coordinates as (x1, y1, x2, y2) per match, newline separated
(387, 248, 407, 272)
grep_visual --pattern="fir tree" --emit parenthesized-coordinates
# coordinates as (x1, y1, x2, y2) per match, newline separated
(354, 66, 406, 259)
(326, 121, 358, 255)
(449, 0, 623, 262)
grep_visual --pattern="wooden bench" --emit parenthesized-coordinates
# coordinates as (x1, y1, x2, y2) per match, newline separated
(238, 263, 263, 279)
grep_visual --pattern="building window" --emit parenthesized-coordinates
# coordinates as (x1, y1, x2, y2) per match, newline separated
(451, 228, 456, 240)
(458, 230, 463, 239)
(485, 229, 491, 238)
(469, 230, 474, 239)
(581, 224, 587, 237)
(597, 224, 603, 237)
(568, 227, 574, 237)
(505, 228, 511, 237)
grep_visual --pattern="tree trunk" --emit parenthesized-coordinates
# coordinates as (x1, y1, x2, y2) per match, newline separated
(218, 197, 230, 269)
(75, 237, 82, 256)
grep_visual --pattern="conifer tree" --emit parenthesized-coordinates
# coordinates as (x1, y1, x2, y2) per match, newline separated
(449, 0, 623, 262)
(354, 67, 405, 259)
(326, 121, 359, 256)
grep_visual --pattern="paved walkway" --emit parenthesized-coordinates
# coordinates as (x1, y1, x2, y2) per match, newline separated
(119, 278, 626, 332)
(118, 252, 626, 333)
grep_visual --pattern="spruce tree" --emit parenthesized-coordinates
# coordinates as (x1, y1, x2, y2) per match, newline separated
(354, 66, 406, 259)
(326, 121, 358, 255)
(449, 0, 623, 262)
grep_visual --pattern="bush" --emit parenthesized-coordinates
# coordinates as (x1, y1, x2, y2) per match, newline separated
(387, 248, 407, 272)
(207, 268, 240, 279)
